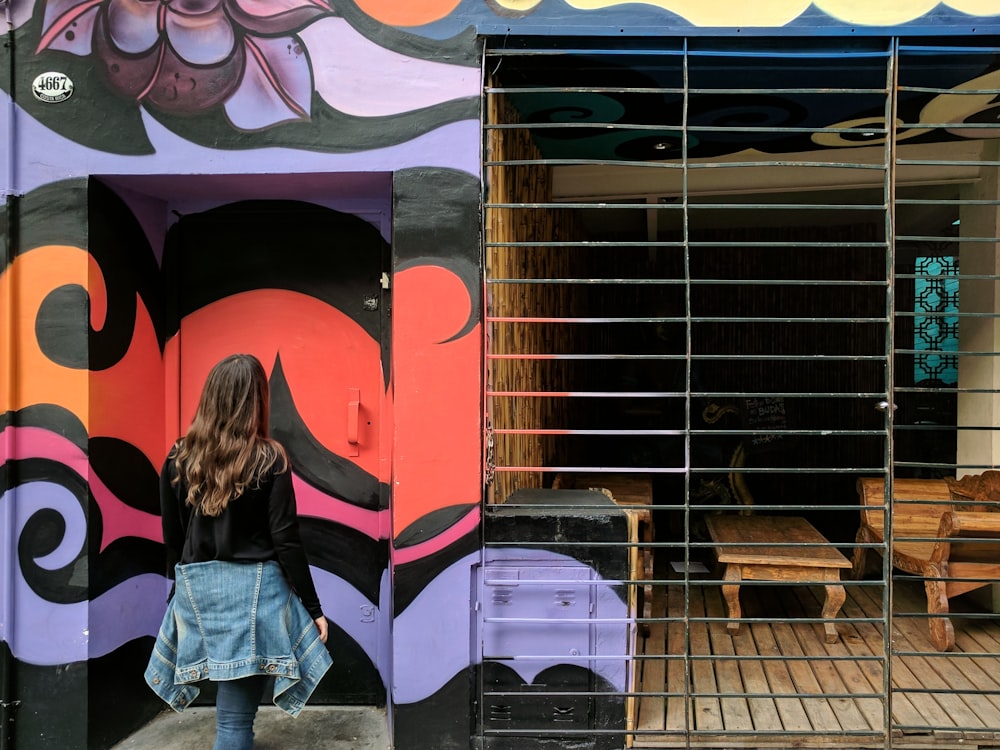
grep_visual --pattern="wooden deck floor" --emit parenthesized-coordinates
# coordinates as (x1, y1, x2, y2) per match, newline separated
(632, 576, 1000, 749)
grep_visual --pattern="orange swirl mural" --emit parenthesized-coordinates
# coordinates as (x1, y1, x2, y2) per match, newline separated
(1, 173, 484, 749)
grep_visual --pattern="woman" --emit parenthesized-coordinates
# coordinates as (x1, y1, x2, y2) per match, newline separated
(146, 353, 332, 750)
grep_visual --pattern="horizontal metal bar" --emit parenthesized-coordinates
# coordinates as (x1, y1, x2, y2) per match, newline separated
(482, 541, 876, 552)
(487, 201, 683, 210)
(486, 86, 889, 95)
(488, 122, 890, 135)
(896, 121, 1000, 129)
(494, 428, 686, 436)
(487, 649, 885, 663)
(489, 315, 888, 323)
(487, 352, 690, 359)
(895, 274, 999, 280)
(897, 235, 998, 242)
(487, 278, 888, 286)
(491, 466, 686, 475)
(479, 591, 863, 604)
(482, 690, 882, 703)
(481, 688, 887, 702)
(891, 722, 1000, 733)
(487, 353, 884, 360)
(491, 465, 885, 474)
(891, 650, 1000, 660)
(488, 503, 883, 512)
(690, 240, 886, 247)
(486, 278, 681, 284)
(897, 159, 1000, 167)
(895, 311, 993, 318)
(489, 316, 682, 323)
(486, 85, 686, 95)
(692, 202, 885, 210)
(898, 85, 1000, 94)
(486, 158, 687, 168)
(483, 616, 635, 624)
(492, 278, 888, 286)
(493, 464, 884, 476)
(486, 201, 886, 210)
(483, 46, 691, 57)
(896, 199, 1000, 205)
(487, 391, 886, 398)
(483, 727, 887, 737)
(487, 240, 887, 247)
(488, 390, 682, 397)
(893, 350, 1000, 357)
(482, 576, 879, 587)
(493, 428, 885, 436)
(484, 46, 894, 59)
(487, 158, 887, 169)
(629, 651, 885, 662)
(898, 43, 1000, 52)
(482, 610, 878, 625)
(485, 240, 684, 247)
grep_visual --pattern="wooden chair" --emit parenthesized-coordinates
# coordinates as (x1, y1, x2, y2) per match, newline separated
(854, 476, 1000, 651)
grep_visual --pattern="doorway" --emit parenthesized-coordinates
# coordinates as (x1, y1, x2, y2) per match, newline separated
(165, 199, 391, 705)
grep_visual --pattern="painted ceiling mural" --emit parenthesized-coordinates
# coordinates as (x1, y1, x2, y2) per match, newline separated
(491, 43, 1000, 163)
(322, 0, 1000, 38)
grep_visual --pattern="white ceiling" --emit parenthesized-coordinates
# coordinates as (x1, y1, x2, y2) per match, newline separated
(551, 139, 988, 237)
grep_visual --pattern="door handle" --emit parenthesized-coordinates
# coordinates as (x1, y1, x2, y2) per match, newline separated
(347, 388, 360, 456)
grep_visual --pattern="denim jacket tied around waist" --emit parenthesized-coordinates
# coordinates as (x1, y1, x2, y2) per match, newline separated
(145, 560, 332, 717)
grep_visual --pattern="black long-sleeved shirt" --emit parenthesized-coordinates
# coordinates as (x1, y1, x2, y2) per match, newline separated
(159, 451, 324, 620)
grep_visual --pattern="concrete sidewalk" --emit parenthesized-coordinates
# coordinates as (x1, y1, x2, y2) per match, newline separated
(111, 706, 390, 750)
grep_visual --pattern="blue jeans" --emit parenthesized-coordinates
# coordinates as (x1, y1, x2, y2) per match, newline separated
(214, 676, 268, 750)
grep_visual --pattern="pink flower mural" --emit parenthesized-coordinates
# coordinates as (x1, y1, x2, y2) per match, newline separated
(36, 0, 331, 129)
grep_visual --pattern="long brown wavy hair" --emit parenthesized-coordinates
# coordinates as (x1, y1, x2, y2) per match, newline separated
(172, 354, 287, 517)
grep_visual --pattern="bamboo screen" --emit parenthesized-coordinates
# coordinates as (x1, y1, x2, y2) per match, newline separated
(484, 89, 584, 504)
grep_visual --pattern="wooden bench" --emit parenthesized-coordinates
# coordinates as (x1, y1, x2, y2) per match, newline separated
(853, 477, 1000, 651)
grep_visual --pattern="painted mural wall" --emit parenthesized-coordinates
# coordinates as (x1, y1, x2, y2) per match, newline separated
(3, 0, 1000, 749)
(0, 0, 484, 743)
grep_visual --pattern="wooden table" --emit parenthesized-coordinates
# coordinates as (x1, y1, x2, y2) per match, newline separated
(704, 514, 852, 644)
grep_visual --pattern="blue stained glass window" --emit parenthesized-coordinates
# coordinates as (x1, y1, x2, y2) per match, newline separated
(914, 255, 958, 385)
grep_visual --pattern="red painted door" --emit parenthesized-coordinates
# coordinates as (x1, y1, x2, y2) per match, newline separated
(163, 199, 391, 703)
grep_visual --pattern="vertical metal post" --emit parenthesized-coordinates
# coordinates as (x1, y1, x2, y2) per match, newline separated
(477, 41, 490, 744)
(680, 37, 693, 750)
(883, 37, 900, 750)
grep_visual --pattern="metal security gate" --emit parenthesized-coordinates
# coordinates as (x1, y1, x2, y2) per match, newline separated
(481, 37, 1000, 750)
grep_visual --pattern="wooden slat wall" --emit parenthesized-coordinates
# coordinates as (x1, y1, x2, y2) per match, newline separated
(691, 226, 883, 445)
(485, 88, 584, 503)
